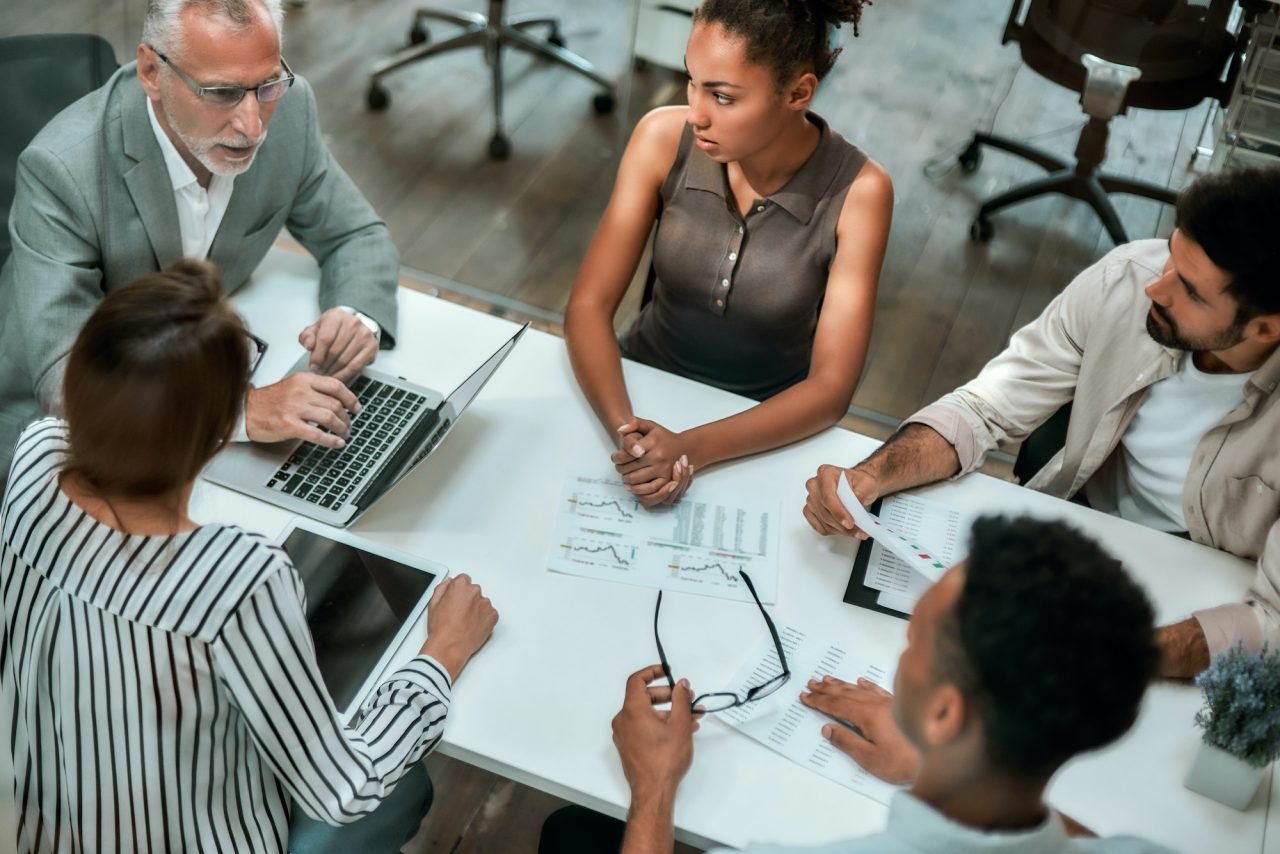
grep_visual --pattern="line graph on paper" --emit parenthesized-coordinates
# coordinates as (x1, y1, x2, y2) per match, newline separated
(557, 536, 637, 572)
(547, 473, 781, 603)
(566, 490, 640, 523)
(667, 555, 747, 590)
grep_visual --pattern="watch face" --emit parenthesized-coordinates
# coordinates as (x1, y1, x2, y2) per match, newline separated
(342, 307, 381, 340)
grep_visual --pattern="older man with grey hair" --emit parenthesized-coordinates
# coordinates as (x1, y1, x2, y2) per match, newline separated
(0, 0, 400, 480)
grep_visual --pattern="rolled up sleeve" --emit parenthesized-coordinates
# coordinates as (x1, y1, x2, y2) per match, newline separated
(1193, 517, 1280, 657)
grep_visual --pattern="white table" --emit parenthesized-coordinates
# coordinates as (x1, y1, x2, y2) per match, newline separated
(192, 249, 1271, 852)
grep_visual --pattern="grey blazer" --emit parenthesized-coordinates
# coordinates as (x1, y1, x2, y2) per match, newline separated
(0, 62, 400, 475)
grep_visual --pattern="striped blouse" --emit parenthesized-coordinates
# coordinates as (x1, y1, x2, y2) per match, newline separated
(1, 419, 452, 853)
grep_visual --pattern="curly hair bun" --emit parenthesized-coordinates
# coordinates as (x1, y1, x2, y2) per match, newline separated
(804, 0, 871, 36)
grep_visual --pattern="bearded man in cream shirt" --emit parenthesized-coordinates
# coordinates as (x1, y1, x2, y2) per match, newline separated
(805, 167, 1280, 683)
(0, 0, 396, 478)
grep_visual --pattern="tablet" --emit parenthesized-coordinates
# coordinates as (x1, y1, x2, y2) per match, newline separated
(278, 520, 448, 721)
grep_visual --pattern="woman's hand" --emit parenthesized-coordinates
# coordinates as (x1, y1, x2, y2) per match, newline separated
(612, 418, 696, 508)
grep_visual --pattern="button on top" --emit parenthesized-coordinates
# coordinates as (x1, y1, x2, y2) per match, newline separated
(737, 226, 744, 234)
(721, 278, 730, 286)
(755, 205, 765, 213)
(728, 252, 737, 261)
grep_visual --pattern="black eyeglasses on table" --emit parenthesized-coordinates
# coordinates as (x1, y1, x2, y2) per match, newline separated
(654, 569, 791, 713)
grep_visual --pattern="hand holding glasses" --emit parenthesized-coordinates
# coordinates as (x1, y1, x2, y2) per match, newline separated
(653, 569, 791, 713)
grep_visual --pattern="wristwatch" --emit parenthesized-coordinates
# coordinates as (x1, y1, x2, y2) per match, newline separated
(338, 305, 381, 344)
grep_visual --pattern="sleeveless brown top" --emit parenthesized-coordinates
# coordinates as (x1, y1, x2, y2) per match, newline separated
(622, 112, 867, 401)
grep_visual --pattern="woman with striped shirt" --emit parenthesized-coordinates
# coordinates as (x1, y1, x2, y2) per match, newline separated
(0, 260, 499, 853)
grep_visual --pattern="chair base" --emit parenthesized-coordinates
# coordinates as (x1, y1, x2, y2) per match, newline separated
(960, 130, 1177, 246)
(366, 2, 615, 160)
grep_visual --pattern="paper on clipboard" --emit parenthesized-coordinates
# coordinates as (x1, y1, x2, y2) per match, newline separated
(836, 478, 948, 584)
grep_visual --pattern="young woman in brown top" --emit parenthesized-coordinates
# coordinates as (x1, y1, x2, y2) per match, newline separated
(566, 0, 892, 508)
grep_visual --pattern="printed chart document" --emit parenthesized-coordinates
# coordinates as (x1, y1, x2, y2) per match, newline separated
(547, 473, 781, 604)
(855, 491, 976, 613)
(718, 625, 899, 805)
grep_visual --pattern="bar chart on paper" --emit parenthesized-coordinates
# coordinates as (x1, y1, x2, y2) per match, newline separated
(547, 473, 780, 603)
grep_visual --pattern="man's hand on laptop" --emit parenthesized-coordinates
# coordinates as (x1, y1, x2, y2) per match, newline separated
(299, 307, 379, 383)
(421, 574, 499, 681)
(246, 374, 361, 449)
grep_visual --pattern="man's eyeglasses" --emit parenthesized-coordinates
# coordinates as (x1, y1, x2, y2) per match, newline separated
(147, 44, 295, 108)
(654, 569, 791, 713)
(246, 331, 268, 378)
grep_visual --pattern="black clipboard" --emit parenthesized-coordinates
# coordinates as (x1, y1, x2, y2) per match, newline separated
(841, 497, 910, 621)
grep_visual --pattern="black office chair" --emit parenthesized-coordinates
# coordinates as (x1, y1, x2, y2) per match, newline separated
(366, 0, 616, 161)
(0, 34, 118, 269)
(960, 0, 1261, 245)
(1012, 402, 1074, 486)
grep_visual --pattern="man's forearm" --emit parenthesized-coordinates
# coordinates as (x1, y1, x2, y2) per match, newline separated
(858, 423, 962, 494)
(1157, 618, 1211, 678)
(621, 785, 677, 854)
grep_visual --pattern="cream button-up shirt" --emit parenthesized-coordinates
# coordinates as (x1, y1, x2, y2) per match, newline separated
(906, 239, 1280, 657)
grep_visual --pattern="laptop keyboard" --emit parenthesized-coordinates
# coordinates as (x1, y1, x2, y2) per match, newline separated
(266, 377, 428, 509)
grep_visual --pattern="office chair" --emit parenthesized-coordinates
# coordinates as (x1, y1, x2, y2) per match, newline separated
(366, 0, 616, 161)
(0, 34, 118, 268)
(960, 0, 1260, 245)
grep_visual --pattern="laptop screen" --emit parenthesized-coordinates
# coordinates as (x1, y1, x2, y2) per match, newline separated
(281, 527, 438, 712)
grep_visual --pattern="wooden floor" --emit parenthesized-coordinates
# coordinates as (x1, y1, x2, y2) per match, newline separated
(4, 0, 1204, 849)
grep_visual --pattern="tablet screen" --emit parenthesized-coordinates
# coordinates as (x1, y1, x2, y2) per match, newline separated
(282, 527, 438, 713)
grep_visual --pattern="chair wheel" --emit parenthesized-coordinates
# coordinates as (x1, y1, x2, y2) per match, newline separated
(489, 133, 512, 161)
(592, 92, 616, 114)
(958, 142, 982, 174)
(408, 22, 429, 45)
(548, 29, 566, 48)
(969, 216, 993, 243)
(366, 82, 390, 111)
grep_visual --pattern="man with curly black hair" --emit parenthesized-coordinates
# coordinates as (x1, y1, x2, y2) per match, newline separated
(578, 516, 1169, 853)
(805, 166, 1280, 681)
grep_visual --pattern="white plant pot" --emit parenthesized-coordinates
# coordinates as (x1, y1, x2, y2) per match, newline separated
(1184, 740, 1268, 811)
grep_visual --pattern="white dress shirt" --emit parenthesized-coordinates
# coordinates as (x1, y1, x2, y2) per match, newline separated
(145, 98, 235, 261)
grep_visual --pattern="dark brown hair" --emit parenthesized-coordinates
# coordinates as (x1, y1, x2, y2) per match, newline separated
(63, 259, 250, 499)
(692, 0, 871, 85)
(1175, 165, 1280, 321)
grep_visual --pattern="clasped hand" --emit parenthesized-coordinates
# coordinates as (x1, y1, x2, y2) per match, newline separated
(612, 417, 694, 508)
(245, 308, 380, 448)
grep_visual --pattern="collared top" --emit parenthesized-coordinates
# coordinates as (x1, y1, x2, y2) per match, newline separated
(145, 97, 235, 261)
(622, 113, 867, 401)
(906, 239, 1280, 657)
(1, 419, 451, 853)
(709, 791, 1171, 853)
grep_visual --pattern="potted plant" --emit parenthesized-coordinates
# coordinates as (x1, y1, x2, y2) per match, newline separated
(1184, 642, 1280, 810)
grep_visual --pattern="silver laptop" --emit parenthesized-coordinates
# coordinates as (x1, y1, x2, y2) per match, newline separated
(205, 323, 528, 526)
